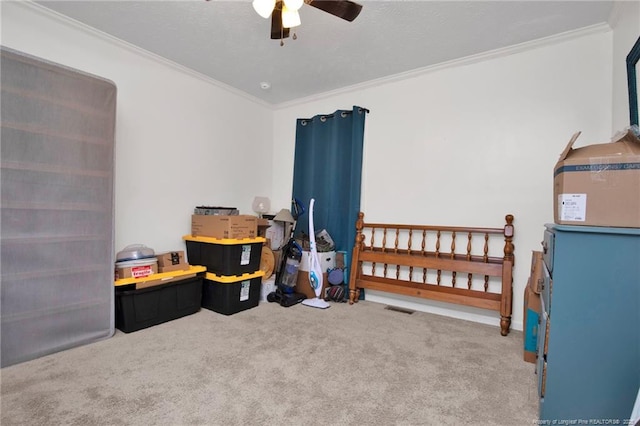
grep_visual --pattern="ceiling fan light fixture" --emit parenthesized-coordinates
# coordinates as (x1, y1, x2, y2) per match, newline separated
(253, 0, 276, 18)
(282, 5, 301, 28)
(283, 0, 303, 11)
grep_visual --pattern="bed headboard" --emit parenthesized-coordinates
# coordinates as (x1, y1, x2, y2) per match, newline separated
(348, 213, 515, 335)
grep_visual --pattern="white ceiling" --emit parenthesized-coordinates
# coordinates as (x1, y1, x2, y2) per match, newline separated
(35, 0, 614, 106)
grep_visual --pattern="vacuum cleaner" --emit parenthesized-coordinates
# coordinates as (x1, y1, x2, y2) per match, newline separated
(267, 199, 307, 307)
(301, 198, 330, 309)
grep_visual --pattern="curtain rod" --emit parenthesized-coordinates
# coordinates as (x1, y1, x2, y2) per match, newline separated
(300, 107, 369, 124)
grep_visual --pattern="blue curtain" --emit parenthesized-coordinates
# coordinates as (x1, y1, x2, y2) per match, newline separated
(292, 106, 368, 277)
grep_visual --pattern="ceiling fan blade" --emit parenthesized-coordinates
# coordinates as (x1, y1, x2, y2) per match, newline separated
(271, 1, 290, 39)
(307, 0, 363, 22)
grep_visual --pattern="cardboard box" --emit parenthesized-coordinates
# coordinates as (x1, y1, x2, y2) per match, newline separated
(529, 251, 543, 294)
(300, 250, 336, 273)
(293, 250, 334, 298)
(257, 218, 270, 238)
(295, 271, 328, 299)
(158, 264, 189, 273)
(116, 263, 158, 279)
(554, 130, 640, 227)
(156, 251, 186, 267)
(272, 248, 282, 274)
(155, 251, 188, 273)
(191, 214, 258, 239)
(523, 281, 541, 363)
(136, 273, 196, 290)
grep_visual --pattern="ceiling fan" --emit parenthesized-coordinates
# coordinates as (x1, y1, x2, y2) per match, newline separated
(252, 0, 363, 44)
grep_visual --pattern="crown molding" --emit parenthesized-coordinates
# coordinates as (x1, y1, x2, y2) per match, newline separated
(13, 1, 613, 111)
(16, 1, 272, 109)
(274, 22, 612, 110)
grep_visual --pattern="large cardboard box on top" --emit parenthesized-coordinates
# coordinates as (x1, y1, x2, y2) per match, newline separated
(554, 130, 640, 227)
(191, 215, 257, 239)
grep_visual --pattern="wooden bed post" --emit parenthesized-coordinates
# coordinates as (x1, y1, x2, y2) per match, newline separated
(349, 212, 365, 304)
(500, 214, 515, 336)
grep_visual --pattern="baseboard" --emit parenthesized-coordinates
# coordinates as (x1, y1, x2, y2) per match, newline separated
(364, 290, 524, 332)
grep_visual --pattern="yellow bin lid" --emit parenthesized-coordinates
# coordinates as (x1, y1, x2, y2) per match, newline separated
(183, 235, 266, 245)
(205, 270, 265, 283)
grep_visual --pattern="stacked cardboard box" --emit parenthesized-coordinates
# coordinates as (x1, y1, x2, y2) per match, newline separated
(554, 130, 640, 228)
(523, 251, 543, 363)
(191, 215, 258, 239)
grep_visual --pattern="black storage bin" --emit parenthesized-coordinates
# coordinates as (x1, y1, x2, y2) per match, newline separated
(183, 235, 264, 276)
(202, 271, 263, 315)
(115, 275, 203, 333)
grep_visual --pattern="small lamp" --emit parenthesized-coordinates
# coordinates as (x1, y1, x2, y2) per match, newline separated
(273, 208, 295, 250)
(273, 208, 295, 223)
(252, 196, 271, 218)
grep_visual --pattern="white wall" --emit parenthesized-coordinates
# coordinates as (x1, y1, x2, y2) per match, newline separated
(611, 1, 640, 132)
(272, 29, 614, 331)
(2, 2, 622, 332)
(1, 2, 274, 254)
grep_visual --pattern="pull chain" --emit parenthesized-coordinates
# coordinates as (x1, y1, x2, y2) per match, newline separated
(280, 22, 284, 46)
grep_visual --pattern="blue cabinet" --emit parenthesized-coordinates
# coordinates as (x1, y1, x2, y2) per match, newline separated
(538, 224, 640, 422)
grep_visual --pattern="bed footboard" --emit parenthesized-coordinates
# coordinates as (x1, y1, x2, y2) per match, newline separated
(348, 213, 515, 336)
